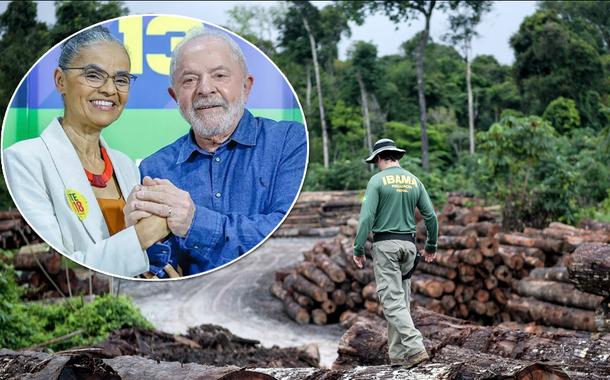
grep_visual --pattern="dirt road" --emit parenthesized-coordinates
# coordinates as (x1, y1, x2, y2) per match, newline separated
(119, 237, 344, 368)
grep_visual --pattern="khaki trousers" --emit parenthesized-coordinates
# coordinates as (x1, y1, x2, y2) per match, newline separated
(372, 239, 426, 361)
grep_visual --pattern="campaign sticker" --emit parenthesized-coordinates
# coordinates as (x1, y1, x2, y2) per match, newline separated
(65, 189, 89, 220)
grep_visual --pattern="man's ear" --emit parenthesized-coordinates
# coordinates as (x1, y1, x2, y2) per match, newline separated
(243, 74, 254, 98)
(168, 87, 177, 103)
(54, 68, 65, 94)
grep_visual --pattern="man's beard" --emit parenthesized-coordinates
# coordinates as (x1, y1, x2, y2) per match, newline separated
(180, 92, 246, 139)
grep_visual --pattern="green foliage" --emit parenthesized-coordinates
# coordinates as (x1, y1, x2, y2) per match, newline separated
(576, 190, 610, 224)
(0, 264, 151, 350)
(0, 176, 15, 210)
(50, 1, 129, 45)
(329, 100, 367, 161)
(444, 1, 493, 58)
(543, 97, 581, 133)
(510, 10, 607, 118)
(539, 1, 609, 54)
(385, 121, 456, 168)
(0, 1, 49, 114)
(0, 1, 128, 117)
(0, 263, 24, 348)
(474, 115, 583, 228)
(471, 55, 521, 129)
(304, 161, 370, 191)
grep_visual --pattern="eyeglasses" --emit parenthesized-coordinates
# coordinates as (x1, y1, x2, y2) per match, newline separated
(60, 65, 137, 92)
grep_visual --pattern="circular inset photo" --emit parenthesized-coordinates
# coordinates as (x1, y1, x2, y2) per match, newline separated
(1, 15, 308, 280)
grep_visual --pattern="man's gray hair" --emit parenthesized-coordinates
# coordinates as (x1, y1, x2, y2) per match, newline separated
(169, 26, 249, 85)
(59, 25, 128, 68)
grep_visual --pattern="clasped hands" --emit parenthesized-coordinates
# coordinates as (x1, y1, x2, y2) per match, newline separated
(124, 176, 195, 247)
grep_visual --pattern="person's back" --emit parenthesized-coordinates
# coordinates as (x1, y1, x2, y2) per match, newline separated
(354, 165, 437, 257)
(352, 138, 438, 369)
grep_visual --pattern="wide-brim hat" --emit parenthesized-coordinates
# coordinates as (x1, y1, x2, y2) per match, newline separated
(365, 138, 405, 163)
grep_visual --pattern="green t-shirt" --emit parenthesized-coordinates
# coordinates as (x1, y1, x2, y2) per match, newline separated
(353, 166, 438, 256)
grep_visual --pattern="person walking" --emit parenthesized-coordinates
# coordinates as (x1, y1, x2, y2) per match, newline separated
(353, 138, 438, 368)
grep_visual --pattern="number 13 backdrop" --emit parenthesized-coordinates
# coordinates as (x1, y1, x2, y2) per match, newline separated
(2, 15, 304, 162)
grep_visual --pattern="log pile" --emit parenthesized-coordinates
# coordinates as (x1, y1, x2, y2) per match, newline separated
(275, 191, 361, 237)
(410, 194, 556, 323)
(0, 209, 42, 249)
(566, 242, 610, 331)
(506, 241, 610, 332)
(271, 234, 382, 325)
(273, 193, 610, 330)
(12, 243, 109, 300)
(333, 307, 610, 379)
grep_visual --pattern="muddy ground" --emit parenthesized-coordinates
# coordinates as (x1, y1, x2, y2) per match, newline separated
(119, 237, 344, 367)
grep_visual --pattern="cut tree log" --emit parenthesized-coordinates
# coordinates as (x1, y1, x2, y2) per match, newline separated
(513, 279, 603, 310)
(466, 221, 500, 237)
(331, 289, 347, 306)
(507, 295, 597, 331)
(291, 290, 314, 308)
(458, 263, 476, 283)
(297, 261, 334, 292)
(13, 251, 61, 275)
(437, 235, 477, 249)
(497, 246, 525, 270)
(454, 248, 483, 265)
(320, 299, 336, 314)
(417, 262, 457, 279)
(361, 283, 377, 302)
(495, 233, 563, 253)
(412, 274, 445, 298)
(528, 266, 571, 282)
(494, 265, 512, 283)
(412, 294, 444, 314)
(478, 237, 499, 257)
(565, 243, 610, 297)
(434, 250, 459, 268)
(284, 273, 327, 303)
(333, 307, 610, 378)
(271, 281, 310, 324)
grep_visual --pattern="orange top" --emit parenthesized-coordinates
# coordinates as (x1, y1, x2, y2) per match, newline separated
(97, 197, 126, 236)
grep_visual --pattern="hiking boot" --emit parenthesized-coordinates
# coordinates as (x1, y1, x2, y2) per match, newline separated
(389, 358, 407, 367)
(403, 350, 429, 369)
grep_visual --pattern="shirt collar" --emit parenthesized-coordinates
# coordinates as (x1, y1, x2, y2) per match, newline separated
(175, 109, 256, 165)
(229, 109, 256, 147)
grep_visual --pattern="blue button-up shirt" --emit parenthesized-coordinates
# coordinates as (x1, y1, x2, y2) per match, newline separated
(140, 110, 307, 277)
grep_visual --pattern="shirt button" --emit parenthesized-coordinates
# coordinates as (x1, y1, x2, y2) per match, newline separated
(215, 192, 221, 198)
(215, 157, 221, 162)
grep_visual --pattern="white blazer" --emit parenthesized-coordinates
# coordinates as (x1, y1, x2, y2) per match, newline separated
(3, 118, 149, 277)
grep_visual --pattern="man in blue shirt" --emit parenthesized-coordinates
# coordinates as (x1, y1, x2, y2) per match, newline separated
(124, 27, 307, 277)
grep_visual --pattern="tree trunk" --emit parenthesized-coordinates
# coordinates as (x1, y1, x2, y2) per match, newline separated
(415, 5, 434, 172)
(466, 54, 475, 154)
(306, 64, 312, 114)
(356, 71, 373, 171)
(302, 16, 329, 168)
